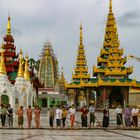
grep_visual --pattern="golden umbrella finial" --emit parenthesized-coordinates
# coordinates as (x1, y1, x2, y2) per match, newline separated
(17, 49, 24, 77)
(0, 43, 6, 75)
(24, 53, 30, 81)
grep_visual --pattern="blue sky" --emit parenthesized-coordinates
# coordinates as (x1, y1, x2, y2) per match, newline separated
(0, 0, 140, 82)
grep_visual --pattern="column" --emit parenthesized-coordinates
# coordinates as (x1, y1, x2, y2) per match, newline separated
(86, 89, 89, 107)
(47, 97, 50, 108)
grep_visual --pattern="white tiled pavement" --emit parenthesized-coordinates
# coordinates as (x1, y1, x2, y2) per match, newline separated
(1, 129, 140, 140)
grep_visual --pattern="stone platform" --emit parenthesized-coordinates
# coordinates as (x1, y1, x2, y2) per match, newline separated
(0, 111, 140, 139)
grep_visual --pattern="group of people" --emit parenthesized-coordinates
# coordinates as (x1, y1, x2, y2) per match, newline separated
(49, 104, 96, 128)
(0, 104, 41, 128)
(114, 105, 140, 128)
(0, 103, 140, 129)
(49, 104, 76, 128)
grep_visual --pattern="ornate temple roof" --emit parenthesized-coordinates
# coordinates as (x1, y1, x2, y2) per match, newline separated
(65, 0, 137, 90)
(93, 0, 133, 77)
(72, 24, 90, 80)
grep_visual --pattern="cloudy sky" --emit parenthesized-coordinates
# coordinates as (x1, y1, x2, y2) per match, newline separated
(0, 0, 140, 82)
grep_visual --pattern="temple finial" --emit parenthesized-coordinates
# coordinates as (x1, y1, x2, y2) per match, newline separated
(0, 43, 6, 75)
(17, 49, 24, 77)
(7, 13, 11, 35)
(80, 23, 83, 45)
(60, 67, 66, 83)
(24, 53, 30, 81)
(45, 47, 51, 56)
(109, 0, 112, 13)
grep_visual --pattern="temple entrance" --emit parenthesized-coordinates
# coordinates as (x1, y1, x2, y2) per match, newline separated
(109, 87, 123, 108)
(1, 95, 9, 107)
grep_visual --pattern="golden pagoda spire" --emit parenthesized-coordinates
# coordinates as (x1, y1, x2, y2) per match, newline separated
(7, 14, 11, 35)
(72, 24, 90, 80)
(80, 23, 83, 45)
(109, 0, 112, 13)
(17, 49, 24, 77)
(103, 0, 119, 49)
(45, 47, 51, 56)
(0, 43, 6, 75)
(60, 67, 66, 84)
(24, 54, 30, 81)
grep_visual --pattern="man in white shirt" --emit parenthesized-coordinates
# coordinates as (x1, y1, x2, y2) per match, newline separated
(132, 106, 139, 127)
(115, 105, 123, 127)
(55, 106, 62, 128)
(89, 104, 95, 127)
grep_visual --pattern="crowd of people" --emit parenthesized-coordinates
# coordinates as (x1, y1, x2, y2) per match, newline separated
(0, 103, 140, 129)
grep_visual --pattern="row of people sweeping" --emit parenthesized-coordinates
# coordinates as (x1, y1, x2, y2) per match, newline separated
(1, 103, 139, 128)
(115, 105, 140, 128)
(0, 103, 95, 128)
(49, 104, 96, 128)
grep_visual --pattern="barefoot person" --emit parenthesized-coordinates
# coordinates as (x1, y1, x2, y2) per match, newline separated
(7, 104, 13, 127)
(34, 105, 41, 128)
(81, 106, 88, 127)
(68, 105, 76, 128)
(89, 104, 95, 127)
(0, 104, 7, 127)
(115, 105, 123, 127)
(62, 106, 68, 128)
(49, 105, 55, 128)
(55, 105, 62, 128)
(102, 107, 109, 128)
(124, 105, 131, 127)
(132, 105, 139, 127)
(26, 105, 32, 128)
(17, 106, 24, 128)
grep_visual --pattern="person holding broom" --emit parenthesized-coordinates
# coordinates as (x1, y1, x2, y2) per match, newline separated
(115, 105, 123, 128)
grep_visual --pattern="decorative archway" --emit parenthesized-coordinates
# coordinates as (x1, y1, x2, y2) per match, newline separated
(1, 95, 9, 107)
(109, 87, 123, 108)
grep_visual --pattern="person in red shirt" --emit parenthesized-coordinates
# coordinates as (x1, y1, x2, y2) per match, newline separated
(80, 106, 88, 127)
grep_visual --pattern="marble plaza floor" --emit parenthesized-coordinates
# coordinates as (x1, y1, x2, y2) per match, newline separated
(0, 110, 140, 140)
(0, 129, 140, 140)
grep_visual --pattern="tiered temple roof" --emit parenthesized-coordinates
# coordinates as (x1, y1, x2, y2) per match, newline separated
(65, 0, 140, 89)
(72, 24, 90, 81)
(2, 16, 18, 83)
(93, 0, 133, 78)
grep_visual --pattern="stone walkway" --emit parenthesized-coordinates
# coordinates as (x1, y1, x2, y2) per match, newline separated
(1, 129, 140, 140)
(1, 111, 140, 140)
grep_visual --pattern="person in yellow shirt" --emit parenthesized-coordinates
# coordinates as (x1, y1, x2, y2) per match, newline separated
(62, 107, 68, 128)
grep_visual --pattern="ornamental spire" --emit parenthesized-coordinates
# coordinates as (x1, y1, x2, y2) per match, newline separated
(0, 43, 6, 75)
(45, 46, 51, 57)
(80, 23, 83, 45)
(24, 54, 30, 81)
(17, 49, 24, 77)
(60, 67, 66, 84)
(109, 0, 112, 13)
(72, 24, 90, 80)
(103, 0, 119, 49)
(7, 14, 11, 35)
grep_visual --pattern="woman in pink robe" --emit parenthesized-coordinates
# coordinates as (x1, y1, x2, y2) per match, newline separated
(34, 105, 41, 128)
(26, 105, 32, 128)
